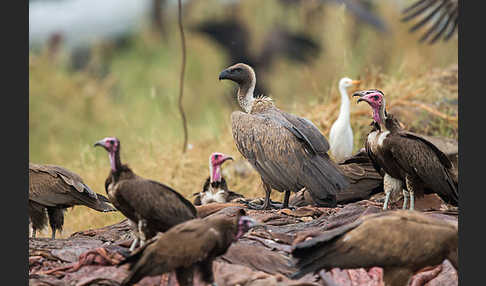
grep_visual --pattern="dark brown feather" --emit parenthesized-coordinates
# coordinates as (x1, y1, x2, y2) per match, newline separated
(291, 210, 458, 285)
(119, 210, 247, 286)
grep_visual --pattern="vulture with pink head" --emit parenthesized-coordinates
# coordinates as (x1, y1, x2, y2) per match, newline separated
(353, 89, 458, 210)
(94, 137, 197, 250)
(193, 152, 244, 205)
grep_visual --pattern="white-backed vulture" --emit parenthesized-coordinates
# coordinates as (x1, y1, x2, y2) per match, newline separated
(29, 163, 116, 239)
(218, 63, 349, 209)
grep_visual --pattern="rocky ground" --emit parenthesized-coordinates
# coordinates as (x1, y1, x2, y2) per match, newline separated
(29, 194, 458, 286)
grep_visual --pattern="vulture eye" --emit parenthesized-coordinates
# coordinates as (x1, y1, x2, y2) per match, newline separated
(215, 154, 219, 159)
(373, 95, 379, 100)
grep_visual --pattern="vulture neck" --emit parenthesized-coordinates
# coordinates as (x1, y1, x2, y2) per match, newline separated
(237, 77, 256, 113)
(109, 150, 122, 173)
(209, 163, 222, 184)
(374, 102, 388, 132)
(337, 85, 351, 124)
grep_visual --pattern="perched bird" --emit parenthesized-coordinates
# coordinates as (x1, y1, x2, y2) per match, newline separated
(195, 18, 320, 96)
(193, 152, 244, 206)
(401, 0, 458, 44)
(353, 89, 458, 210)
(291, 210, 458, 286)
(219, 63, 349, 209)
(119, 208, 261, 286)
(94, 137, 197, 250)
(329, 77, 361, 162)
(29, 163, 116, 239)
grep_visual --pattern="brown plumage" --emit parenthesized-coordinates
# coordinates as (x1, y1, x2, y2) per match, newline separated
(354, 89, 458, 210)
(193, 152, 244, 206)
(291, 210, 458, 286)
(94, 137, 197, 250)
(219, 63, 349, 209)
(29, 163, 116, 239)
(119, 208, 260, 286)
(401, 0, 458, 44)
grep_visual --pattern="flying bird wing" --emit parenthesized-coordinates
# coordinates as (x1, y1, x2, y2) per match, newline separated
(401, 0, 458, 44)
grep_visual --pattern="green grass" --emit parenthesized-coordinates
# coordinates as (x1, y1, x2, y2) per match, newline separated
(29, 0, 457, 237)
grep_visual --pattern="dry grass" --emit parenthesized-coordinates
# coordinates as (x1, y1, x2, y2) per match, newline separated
(29, 0, 458, 238)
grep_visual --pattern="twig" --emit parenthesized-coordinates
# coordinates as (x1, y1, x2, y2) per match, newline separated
(177, 0, 188, 153)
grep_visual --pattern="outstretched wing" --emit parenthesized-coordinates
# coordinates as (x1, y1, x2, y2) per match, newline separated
(401, 0, 458, 44)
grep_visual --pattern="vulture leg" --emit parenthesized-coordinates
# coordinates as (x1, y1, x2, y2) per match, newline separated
(47, 207, 64, 239)
(129, 237, 139, 252)
(383, 174, 403, 210)
(197, 260, 215, 285)
(402, 189, 410, 210)
(175, 266, 195, 286)
(282, 190, 291, 209)
(406, 175, 421, 211)
(138, 219, 147, 247)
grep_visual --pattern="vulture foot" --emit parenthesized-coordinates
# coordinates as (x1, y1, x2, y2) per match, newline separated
(383, 191, 391, 210)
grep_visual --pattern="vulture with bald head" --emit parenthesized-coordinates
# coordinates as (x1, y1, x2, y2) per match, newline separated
(353, 89, 458, 210)
(119, 209, 261, 286)
(29, 163, 116, 239)
(218, 63, 349, 209)
(291, 210, 458, 286)
(193, 152, 244, 205)
(94, 137, 197, 250)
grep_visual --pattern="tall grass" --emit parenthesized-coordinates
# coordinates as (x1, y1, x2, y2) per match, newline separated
(29, 0, 457, 237)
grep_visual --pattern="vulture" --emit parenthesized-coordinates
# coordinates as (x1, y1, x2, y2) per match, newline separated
(291, 210, 458, 286)
(329, 77, 361, 162)
(194, 18, 320, 96)
(193, 152, 244, 206)
(94, 137, 197, 250)
(29, 163, 116, 239)
(401, 0, 458, 44)
(353, 89, 458, 210)
(119, 209, 261, 286)
(219, 63, 349, 209)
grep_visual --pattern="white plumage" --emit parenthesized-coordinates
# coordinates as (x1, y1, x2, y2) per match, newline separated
(329, 77, 360, 162)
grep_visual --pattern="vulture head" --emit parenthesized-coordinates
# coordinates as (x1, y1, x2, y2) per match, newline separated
(353, 89, 386, 124)
(235, 215, 262, 240)
(219, 63, 256, 86)
(94, 137, 120, 171)
(339, 77, 361, 90)
(209, 152, 233, 183)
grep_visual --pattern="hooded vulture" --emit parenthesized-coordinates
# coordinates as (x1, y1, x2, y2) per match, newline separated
(119, 209, 261, 286)
(353, 89, 458, 210)
(94, 137, 197, 250)
(193, 152, 244, 206)
(219, 63, 349, 209)
(329, 77, 361, 162)
(291, 210, 458, 286)
(29, 163, 116, 239)
(401, 0, 458, 44)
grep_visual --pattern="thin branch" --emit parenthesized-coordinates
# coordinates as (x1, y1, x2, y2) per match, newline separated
(177, 0, 188, 153)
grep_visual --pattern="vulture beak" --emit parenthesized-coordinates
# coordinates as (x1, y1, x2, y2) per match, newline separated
(93, 139, 106, 149)
(221, 156, 234, 164)
(219, 69, 231, 81)
(352, 91, 367, 104)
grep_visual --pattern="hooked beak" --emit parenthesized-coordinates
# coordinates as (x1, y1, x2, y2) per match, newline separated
(221, 156, 234, 164)
(218, 69, 231, 81)
(352, 91, 367, 104)
(94, 140, 106, 148)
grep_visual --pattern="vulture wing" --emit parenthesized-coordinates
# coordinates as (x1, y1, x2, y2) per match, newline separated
(113, 179, 197, 226)
(291, 211, 458, 279)
(120, 218, 223, 285)
(29, 163, 115, 212)
(232, 109, 348, 206)
(383, 133, 458, 205)
(401, 0, 458, 44)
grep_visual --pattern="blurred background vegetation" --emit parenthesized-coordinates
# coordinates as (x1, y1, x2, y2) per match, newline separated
(29, 0, 458, 237)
